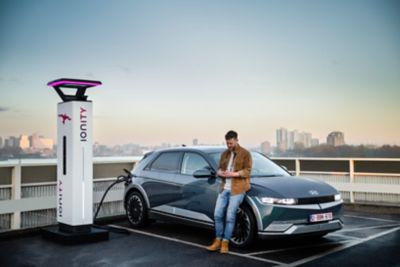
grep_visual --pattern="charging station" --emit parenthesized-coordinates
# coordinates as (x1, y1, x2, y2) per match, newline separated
(42, 78, 109, 244)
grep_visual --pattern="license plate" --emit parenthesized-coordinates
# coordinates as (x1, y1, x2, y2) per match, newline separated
(309, 212, 333, 222)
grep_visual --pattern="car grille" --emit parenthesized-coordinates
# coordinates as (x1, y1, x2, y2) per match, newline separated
(297, 195, 335, 204)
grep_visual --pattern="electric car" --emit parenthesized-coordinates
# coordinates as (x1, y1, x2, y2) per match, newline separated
(124, 146, 343, 248)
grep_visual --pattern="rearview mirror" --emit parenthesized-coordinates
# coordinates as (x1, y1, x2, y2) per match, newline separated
(193, 168, 215, 178)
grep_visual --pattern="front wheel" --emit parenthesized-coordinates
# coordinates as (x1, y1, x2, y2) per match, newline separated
(126, 191, 149, 228)
(231, 205, 257, 248)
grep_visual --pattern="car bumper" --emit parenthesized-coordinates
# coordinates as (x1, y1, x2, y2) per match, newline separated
(258, 218, 343, 239)
(246, 198, 344, 239)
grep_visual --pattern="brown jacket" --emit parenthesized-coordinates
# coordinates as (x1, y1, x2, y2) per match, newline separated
(219, 144, 252, 195)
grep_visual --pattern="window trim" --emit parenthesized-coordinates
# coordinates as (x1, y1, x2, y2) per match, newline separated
(146, 151, 183, 174)
(180, 152, 212, 176)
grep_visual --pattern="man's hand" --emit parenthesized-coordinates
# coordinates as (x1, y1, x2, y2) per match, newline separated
(224, 171, 239, 178)
(217, 169, 225, 177)
(218, 170, 239, 178)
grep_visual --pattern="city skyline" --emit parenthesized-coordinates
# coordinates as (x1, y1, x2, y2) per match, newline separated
(0, 127, 390, 149)
(1, 1, 399, 148)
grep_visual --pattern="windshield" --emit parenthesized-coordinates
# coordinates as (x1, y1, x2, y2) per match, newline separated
(208, 151, 290, 177)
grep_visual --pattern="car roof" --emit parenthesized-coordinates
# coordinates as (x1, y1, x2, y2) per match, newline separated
(152, 146, 226, 154)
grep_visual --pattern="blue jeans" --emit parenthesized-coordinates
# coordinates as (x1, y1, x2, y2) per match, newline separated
(214, 189, 245, 241)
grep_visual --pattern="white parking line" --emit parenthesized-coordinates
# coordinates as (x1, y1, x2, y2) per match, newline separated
(282, 226, 400, 267)
(108, 224, 284, 266)
(109, 222, 399, 267)
(327, 233, 364, 240)
(344, 214, 399, 223)
(246, 240, 353, 256)
(338, 223, 400, 233)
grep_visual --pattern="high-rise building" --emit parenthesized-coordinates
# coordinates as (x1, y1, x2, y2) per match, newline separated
(276, 128, 288, 152)
(311, 138, 319, 147)
(260, 141, 271, 155)
(288, 130, 299, 150)
(288, 130, 312, 149)
(0, 136, 3, 148)
(5, 136, 18, 148)
(327, 131, 345, 146)
(30, 133, 54, 150)
(19, 135, 30, 150)
(303, 132, 312, 148)
(193, 138, 198, 146)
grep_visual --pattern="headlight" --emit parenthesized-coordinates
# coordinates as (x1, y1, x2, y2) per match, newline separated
(334, 193, 342, 201)
(260, 197, 297, 205)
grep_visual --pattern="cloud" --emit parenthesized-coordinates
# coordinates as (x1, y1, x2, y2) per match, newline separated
(0, 106, 10, 112)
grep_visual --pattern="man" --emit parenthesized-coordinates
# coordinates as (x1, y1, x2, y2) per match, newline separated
(206, 130, 252, 254)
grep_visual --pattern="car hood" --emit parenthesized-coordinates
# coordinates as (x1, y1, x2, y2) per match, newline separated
(250, 175, 338, 199)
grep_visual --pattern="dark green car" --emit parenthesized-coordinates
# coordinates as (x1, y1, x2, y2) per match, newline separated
(124, 146, 343, 248)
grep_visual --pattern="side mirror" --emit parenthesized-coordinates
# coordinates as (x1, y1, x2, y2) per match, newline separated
(193, 168, 215, 178)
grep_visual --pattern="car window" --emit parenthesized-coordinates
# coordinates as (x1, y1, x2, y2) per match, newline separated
(149, 152, 181, 173)
(208, 151, 289, 177)
(181, 153, 210, 175)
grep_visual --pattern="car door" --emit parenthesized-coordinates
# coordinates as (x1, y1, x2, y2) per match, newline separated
(140, 151, 183, 208)
(174, 152, 220, 223)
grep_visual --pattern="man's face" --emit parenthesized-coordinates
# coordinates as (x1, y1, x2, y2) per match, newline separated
(226, 138, 238, 151)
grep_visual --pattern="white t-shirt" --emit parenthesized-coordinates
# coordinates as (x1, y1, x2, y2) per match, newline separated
(224, 152, 235, 190)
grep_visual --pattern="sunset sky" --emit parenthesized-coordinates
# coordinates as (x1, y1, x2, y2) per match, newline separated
(1, 0, 399, 148)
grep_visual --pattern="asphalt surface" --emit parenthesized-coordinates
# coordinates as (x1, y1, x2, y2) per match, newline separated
(0, 210, 399, 267)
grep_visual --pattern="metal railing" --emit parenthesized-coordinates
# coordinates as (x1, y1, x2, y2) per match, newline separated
(0, 157, 140, 232)
(0, 156, 399, 232)
(273, 157, 400, 205)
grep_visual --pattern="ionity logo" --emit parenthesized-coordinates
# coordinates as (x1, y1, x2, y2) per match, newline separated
(58, 114, 71, 124)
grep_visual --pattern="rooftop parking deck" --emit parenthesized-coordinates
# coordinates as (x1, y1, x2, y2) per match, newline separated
(1, 210, 399, 267)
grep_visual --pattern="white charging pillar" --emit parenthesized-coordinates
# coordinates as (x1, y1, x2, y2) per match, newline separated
(57, 101, 93, 230)
(44, 79, 108, 243)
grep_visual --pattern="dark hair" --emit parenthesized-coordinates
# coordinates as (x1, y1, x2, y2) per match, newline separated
(225, 130, 238, 140)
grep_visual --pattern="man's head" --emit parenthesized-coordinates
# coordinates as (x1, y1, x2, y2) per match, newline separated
(225, 130, 238, 151)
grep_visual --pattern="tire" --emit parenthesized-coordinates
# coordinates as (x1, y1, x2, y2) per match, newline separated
(230, 204, 257, 248)
(126, 191, 149, 228)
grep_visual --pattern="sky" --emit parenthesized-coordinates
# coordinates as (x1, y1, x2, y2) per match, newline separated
(0, 0, 399, 148)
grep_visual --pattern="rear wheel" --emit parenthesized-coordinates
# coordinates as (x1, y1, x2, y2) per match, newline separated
(126, 191, 149, 228)
(231, 205, 257, 248)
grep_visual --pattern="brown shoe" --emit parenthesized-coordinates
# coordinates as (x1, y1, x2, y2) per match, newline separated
(206, 238, 221, 252)
(220, 240, 229, 254)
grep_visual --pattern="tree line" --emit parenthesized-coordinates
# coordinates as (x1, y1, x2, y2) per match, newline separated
(275, 144, 400, 158)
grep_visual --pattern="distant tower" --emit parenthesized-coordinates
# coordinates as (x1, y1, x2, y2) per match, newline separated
(19, 135, 30, 150)
(327, 131, 345, 146)
(260, 141, 271, 155)
(193, 138, 198, 146)
(311, 138, 319, 147)
(303, 132, 312, 148)
(288, 130, 300, 150)
(276, 128, 288, 152)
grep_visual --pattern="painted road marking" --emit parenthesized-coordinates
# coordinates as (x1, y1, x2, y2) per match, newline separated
(110, 215, 399, 267)
(283, 227, 400, 267)
(246, 240, 353, 256)
(108, 224, 284, 265)
(339, 223, 400, 233)
(328, 233, 364, 240)
(344, 214, 399, 223)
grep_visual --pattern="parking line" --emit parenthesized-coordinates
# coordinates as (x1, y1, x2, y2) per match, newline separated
(338, 223, 400, 233)
(108, 224, 284, 266)
(344, 214, 399, 223)
(282, 226, 400, 267)
(246, 240, 353, 256)
(327, 233, 364, 240)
